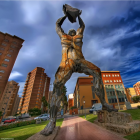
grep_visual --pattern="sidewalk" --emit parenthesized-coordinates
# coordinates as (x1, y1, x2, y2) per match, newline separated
(55, 116, 126, 140)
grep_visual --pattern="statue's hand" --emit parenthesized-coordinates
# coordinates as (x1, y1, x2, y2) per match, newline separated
(63, 5, 67, 16)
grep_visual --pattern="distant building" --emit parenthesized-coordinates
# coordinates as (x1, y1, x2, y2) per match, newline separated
(74, 71, 128, 110)
(0, 32, 24, 102)
(68, 94, 74, 110)
(133, 81, 140, 96)
(0, 80, 20, 118)
(18, 67, 50, 114)
(125, 87, 136, 103)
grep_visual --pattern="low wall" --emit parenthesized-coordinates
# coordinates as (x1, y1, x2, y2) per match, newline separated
(78, 109, 90, 115)
(115, 102, 140, 110)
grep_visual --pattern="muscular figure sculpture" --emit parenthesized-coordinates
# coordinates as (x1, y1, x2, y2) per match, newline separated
(40, 8, 117, 136)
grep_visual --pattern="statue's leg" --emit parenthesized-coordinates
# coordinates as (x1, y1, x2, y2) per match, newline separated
(40, 63, 73, 135)
(78, 59, 118, 112)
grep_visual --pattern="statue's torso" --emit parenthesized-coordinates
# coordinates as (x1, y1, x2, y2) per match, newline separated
(61, 34, 84, 62)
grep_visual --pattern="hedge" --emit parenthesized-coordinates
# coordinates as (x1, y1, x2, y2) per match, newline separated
(0, 120, 36, 131)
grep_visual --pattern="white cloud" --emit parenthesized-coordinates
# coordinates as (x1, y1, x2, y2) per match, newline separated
(17, 82, 25, 97)
(9, 71, 23, 80)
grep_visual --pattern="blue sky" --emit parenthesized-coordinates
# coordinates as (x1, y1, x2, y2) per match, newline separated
(1, 1, 140, 97)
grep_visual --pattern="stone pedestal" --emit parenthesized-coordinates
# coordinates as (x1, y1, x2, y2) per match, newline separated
(94, 110, 140, 135)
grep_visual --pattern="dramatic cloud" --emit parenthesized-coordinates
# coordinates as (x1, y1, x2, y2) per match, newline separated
(0, 1, 140, 97)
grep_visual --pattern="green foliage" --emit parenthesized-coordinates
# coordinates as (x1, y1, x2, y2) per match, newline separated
(137, 105, 140, 109)
(70, 106, 77, 110)
(0, 120, 36, 131)
(28, 108, 41, 116)
(41, 96, 48, 108)
(0, 111, 2, 118)
(132, 96, 140, 103)
(79, 114, 97, 123)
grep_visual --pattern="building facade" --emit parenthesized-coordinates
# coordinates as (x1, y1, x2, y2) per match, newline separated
(133, 81, 140, 96)
(68, 94, 74, 110)
(18, 67, 50, 114)
(74, 71, 128, 109)
(0, 80, 20, 118)
(0, 32, 24, 102)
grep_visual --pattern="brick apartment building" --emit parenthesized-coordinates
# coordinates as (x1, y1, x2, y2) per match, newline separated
(68, 94, 74, 110)
(125, 87, 136, 103)
(0, 31, 24, 102)
(73, 71, 129, 109)
(0, 80, 20, 118)
(133, 81, 140, 96)
(18, 67, 50, 114)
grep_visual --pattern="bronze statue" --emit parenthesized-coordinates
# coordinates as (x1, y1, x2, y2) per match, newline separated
(40, 4, 117, 136)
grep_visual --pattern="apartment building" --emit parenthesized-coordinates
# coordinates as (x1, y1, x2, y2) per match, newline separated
(0, 80, 20, 118)
(18, 67, 50, 114)
(133, 81, 140, 96)
(73, 71, 128, 109)
(0, 32, 24, 102)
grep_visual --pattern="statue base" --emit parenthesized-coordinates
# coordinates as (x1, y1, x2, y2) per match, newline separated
(94, 110, 140, 135)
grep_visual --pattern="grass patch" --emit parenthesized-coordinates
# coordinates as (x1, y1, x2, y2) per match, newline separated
(0, 118, 63, 140)
(79, 114, 97, 123)
(124, 131, 140, 140)
(121, 109, 140, 120)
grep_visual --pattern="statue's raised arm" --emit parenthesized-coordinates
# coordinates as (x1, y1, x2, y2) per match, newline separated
(77, 14, 85, 35)
(56, 15, 67, 38)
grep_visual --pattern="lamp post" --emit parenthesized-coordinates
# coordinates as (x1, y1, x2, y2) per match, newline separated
(83, 100, 86, 119)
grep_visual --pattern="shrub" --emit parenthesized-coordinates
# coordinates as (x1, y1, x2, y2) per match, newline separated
(70, 106, 77, 110)
(0, 120, 36, 131)
(137, 105, 140, 109)
(132, 96, 140, 103)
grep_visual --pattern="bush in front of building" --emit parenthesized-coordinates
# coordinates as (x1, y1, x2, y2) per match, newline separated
(70, 106, 77, 110)
(0, 120, 36, 131)
(28, 108, 41, 116)
(137, 105, 140, 109)
(132, 96, 140, 103)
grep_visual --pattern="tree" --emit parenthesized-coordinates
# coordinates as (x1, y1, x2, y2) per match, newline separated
(132, 96, 140, 103)
(28, 108, 41, 116)
(61, 85, 68, 113)
(0, 111, 2, 118)
(41, 96, 48, 113)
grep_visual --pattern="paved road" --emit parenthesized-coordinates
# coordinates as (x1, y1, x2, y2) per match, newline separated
(55, 116, 126, 140)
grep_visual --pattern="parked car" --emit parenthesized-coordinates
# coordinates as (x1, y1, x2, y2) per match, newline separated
(34, 114, 50, 121)
(4, 118, 16, 124)
(89, 103, 102, 113)
(16, 113, 31, 119)
(2, 118, 7, 122)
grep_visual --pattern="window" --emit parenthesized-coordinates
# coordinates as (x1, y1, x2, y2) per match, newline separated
(104, 80, 106, 83)
(108, 85, 111, 88)
(115, 85, 118, 88)
(0, 52, 2, 55)
(112, 74, 114, 77)
(1, 63, 7, 67)
(114, 80, 116, 82)
(116, 80, 118, 82)
(4, 59, 10, 62)
(9, 50, 13, 52)
(111, 85, 113, 88)
(0, 76, 2, 79)
(0, 48, 4, 51)
(117, 74, 119, 77)
(106, 75, 108, 77)
(118, 85, 120, 88)
(103, 75, 105, 77)
(10, 45, 15, 48)
(0, 70, 5, 73)
(119, 80, 121, 82)
(7, 54, 11, 57)
(2, 43, 7, 46)
(110, 80, 112, 82)
(105, 85, 108, 88)
(4, 39, 9, 42)
(109, 75, 111, 77)
(115, 75, 117, 77)
(13, 41, 17, 44)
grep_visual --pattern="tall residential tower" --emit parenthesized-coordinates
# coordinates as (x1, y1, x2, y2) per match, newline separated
(18, 67, 50, 114)
(0, 32, 24, 102)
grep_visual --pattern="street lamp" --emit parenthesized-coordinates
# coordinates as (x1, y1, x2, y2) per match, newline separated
(83, 100, 86, 119)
